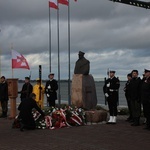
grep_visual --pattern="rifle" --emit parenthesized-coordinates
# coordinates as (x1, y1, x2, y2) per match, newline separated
(104, 77, 107, 105)
(104, 68, 110, 105)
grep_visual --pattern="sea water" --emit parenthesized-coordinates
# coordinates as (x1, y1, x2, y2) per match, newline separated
(16, 81, 127, 107)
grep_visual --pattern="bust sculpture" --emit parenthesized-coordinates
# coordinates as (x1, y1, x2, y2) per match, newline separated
(74, 51, 90, 75)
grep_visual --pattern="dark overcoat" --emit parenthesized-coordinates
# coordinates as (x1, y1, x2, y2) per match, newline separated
(0, 81, 9, 102)
(20, 83, 33, 99)
(129, 77, 142, 102)
(18, 98, 45, 129)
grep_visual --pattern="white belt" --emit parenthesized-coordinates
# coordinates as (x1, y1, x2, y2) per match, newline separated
(109, 89, 118, 92)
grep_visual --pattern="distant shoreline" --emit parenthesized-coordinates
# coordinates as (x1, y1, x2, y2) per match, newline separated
(17, 80, 127, 83)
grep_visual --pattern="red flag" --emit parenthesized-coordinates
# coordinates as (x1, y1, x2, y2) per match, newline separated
(58, 0, 69, 6)
(49, 0, 58, 9)
(12, 50, 30, 70)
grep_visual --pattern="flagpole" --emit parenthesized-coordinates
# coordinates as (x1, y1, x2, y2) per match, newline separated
(11, 44, 14, 78)
(68, 0, 71, 106)
(0, 29, 1, 77)
(12, 69, 14, 78)
(49, 2, 52, 73)
(57, 1, 61, 108)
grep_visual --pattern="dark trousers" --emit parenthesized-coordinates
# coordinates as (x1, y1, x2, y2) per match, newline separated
(130, 100, 141, 118)
(126, 98, 132, 118)
(19, 114, 36, 130)
(47, 98, 56, 107)
(0, 101, 8, 116)
(143, 102, 150, 127)
(107, 94, 118, 116)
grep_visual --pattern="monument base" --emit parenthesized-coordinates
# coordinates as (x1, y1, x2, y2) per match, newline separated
(85, 110, 107, 123)
(71, 74, 97, 110)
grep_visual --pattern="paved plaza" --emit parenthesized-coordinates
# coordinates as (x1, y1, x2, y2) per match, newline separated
(0, 115, 150, 150)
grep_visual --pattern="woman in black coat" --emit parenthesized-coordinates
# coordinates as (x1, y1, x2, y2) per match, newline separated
(18, 93, 45, 131)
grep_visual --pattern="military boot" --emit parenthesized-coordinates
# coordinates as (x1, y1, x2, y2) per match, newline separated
(131, 117, 140, 126)
(107, 116, 113, 124)
(112, 116, 117, 124)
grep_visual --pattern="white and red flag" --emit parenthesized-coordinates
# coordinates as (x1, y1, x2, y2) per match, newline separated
(58, 0, 69, 6)
(49, 0, 58, 9)
(11, 50, 30, 70)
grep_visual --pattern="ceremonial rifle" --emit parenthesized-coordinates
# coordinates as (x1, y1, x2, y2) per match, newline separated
(104, 68, 110, 105)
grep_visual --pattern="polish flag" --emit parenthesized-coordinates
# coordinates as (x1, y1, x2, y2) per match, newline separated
(58, 0, 69, 6)
(12, 50, 30, 70)
(49, 0, 58, 9)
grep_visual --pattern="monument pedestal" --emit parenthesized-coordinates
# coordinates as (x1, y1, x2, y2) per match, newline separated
(71, 74, 97, 110)
(85, 110, 107, 123)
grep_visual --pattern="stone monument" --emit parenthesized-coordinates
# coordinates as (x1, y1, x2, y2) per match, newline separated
(71, 51, 97, 110)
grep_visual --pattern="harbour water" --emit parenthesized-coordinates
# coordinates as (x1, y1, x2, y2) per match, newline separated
(16, 81, 127, 107)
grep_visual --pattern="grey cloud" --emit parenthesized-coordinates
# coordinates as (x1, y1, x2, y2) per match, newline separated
(1, 0, 150, 79)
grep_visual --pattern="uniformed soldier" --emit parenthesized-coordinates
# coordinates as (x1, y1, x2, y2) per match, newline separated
(103, 70, 120, 124)
(129, 70, 142, 126)
(141, 69, 150, 130)
(45, 73, 58, 107)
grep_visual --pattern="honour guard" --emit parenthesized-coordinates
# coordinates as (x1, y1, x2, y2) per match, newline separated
(103, 70, 120, 124)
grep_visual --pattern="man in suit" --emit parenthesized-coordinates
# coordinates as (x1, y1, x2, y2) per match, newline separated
(124, 73, 133, 122)
(129, 70, 142, 126)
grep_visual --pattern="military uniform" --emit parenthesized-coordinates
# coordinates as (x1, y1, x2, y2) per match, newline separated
(141, 69, 150, 130)
(103, 71, 120, 124)
(45, 74, 58, 107)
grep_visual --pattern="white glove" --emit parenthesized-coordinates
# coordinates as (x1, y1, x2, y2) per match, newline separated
(48, 85, 51, 89)
(106, 83, 110, 87)
(47, 94, 50, 97)
(105, 93, 109, 97)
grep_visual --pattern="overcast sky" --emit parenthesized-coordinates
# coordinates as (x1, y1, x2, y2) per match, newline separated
(0, 0, 150, 80)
